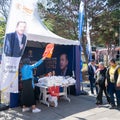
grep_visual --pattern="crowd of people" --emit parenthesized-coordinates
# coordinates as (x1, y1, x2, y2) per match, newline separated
(88, 58, 120, 109)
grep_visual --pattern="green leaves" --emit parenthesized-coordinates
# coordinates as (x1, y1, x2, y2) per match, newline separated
(0, 20, 5, 47)
(86, 0, 120, 46)
(38, 0, 79, 40)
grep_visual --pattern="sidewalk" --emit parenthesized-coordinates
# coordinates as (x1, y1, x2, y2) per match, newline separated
(0, 83, 120, 120)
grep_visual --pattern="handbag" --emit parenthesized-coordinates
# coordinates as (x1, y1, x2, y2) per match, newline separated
(96, 71, 105, 85)
(98, 75, 105, 85)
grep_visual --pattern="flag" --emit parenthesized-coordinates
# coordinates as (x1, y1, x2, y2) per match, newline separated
(0, 0, 36, 104)
(42, 44, 54, 58)
(78, 0, 85, 41)
(86, 20, 92, 61)
(78, 0, 85, 82)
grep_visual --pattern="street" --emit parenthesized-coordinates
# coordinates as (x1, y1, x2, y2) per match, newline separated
(0, 83, 120, 120)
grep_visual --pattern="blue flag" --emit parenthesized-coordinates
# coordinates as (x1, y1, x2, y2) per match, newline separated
(78, 0, 85, 41)
(78, 0, 85, 82)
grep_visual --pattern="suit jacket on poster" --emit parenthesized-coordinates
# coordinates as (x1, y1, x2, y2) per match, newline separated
(4, 32, 26, 57)
(65, 68, 73, 76)
(60, 68, 73, 77)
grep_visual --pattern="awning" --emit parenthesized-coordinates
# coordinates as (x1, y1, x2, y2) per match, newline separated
(6, 0, 80, 46)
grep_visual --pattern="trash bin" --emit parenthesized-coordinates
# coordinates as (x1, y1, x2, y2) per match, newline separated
(10, 93, 19, 108)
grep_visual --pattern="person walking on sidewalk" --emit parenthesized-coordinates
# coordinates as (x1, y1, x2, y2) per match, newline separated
(95, 62, 110, 105)
(88, 59, 98, 95)
(106, 59, 120, 109)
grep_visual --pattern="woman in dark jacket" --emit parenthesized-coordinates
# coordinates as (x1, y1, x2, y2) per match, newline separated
(95, 62, 110, 105)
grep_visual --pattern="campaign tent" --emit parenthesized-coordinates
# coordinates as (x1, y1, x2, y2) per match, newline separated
(0, 0, 81, 112)
(25, 17, 81, 95)
(5, 0, 81, 95)
(26, 15, 79, 46)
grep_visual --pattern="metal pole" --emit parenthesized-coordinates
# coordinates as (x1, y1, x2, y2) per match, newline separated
(119, 22, 120, 62)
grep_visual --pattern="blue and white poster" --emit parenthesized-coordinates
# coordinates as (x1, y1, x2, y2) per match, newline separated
(0, 0, 36, 103)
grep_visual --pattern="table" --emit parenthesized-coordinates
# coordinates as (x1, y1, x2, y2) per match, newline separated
(35, 83, 73, 107)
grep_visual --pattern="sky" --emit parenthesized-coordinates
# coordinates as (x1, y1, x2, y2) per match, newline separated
(39, 0, 47, 7)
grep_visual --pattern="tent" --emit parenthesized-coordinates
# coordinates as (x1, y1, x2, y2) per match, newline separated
(5, 0, 81, 95)
(6, 0, 79, 45)
(24, 19, 81, 95)
(0, 0, 82, 112)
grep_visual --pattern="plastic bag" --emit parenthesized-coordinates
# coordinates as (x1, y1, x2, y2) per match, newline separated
(48, 86, 59, 96)
(116, 74, 120, 87)
(42, 44, 54, 58)
(48, 95, 58, 107)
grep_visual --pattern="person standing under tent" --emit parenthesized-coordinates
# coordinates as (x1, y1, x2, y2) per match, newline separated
(95, 62, 110, 105)
(88, 59, 98, 95)
(21, 43, 54, 113)
(106, 58, 120, 109)
(21, 57, 45, 113)
(27, 50, 34, 61)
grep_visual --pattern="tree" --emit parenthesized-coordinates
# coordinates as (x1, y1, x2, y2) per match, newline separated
(0, 0, 11, 22)
(88, 0, 120, 61)
(0, 18, 6, 47)
(0, 0, 10, 48)
(38, 0, 80, 40)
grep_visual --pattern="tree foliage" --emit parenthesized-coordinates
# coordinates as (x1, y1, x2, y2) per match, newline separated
(0, 0, 11, 22)
(0, 20, 5, 38)
(0, 0, 119, 59)
(0, 19, 6, 47)
(38, 0, 120, 45)
(38, 0, 80, 40)
(86, 0, 120, 47)
(37, 0, 120, 63)
(0, 0, 10, 47)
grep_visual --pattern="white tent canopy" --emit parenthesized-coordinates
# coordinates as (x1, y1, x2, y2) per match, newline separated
(6, 0, 80, 46)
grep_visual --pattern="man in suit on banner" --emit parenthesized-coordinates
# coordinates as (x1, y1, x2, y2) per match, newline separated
(4, 21, 27, 57)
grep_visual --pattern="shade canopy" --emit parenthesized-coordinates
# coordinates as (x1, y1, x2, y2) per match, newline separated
(6, 0, 80, 46)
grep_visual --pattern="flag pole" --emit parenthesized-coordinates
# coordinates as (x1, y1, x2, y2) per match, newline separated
(78, 0, 88, 95)
(78, 0, 85, 83)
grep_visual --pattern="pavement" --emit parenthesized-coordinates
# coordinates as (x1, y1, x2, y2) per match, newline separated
(0, 82, 120, 120)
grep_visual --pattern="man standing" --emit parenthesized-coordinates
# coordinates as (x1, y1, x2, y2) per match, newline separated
(4, 21, 27, 57)
(27, 50, 33, 61)
(88, 59, 98, 95)
(106, 59, 120, 109)
(60, 53, 72, 76)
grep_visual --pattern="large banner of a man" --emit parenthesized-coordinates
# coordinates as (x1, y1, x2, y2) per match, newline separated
(0, 0, 35, 103)
(4, 22, 27, 57)
(0, 22, 27, 93)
